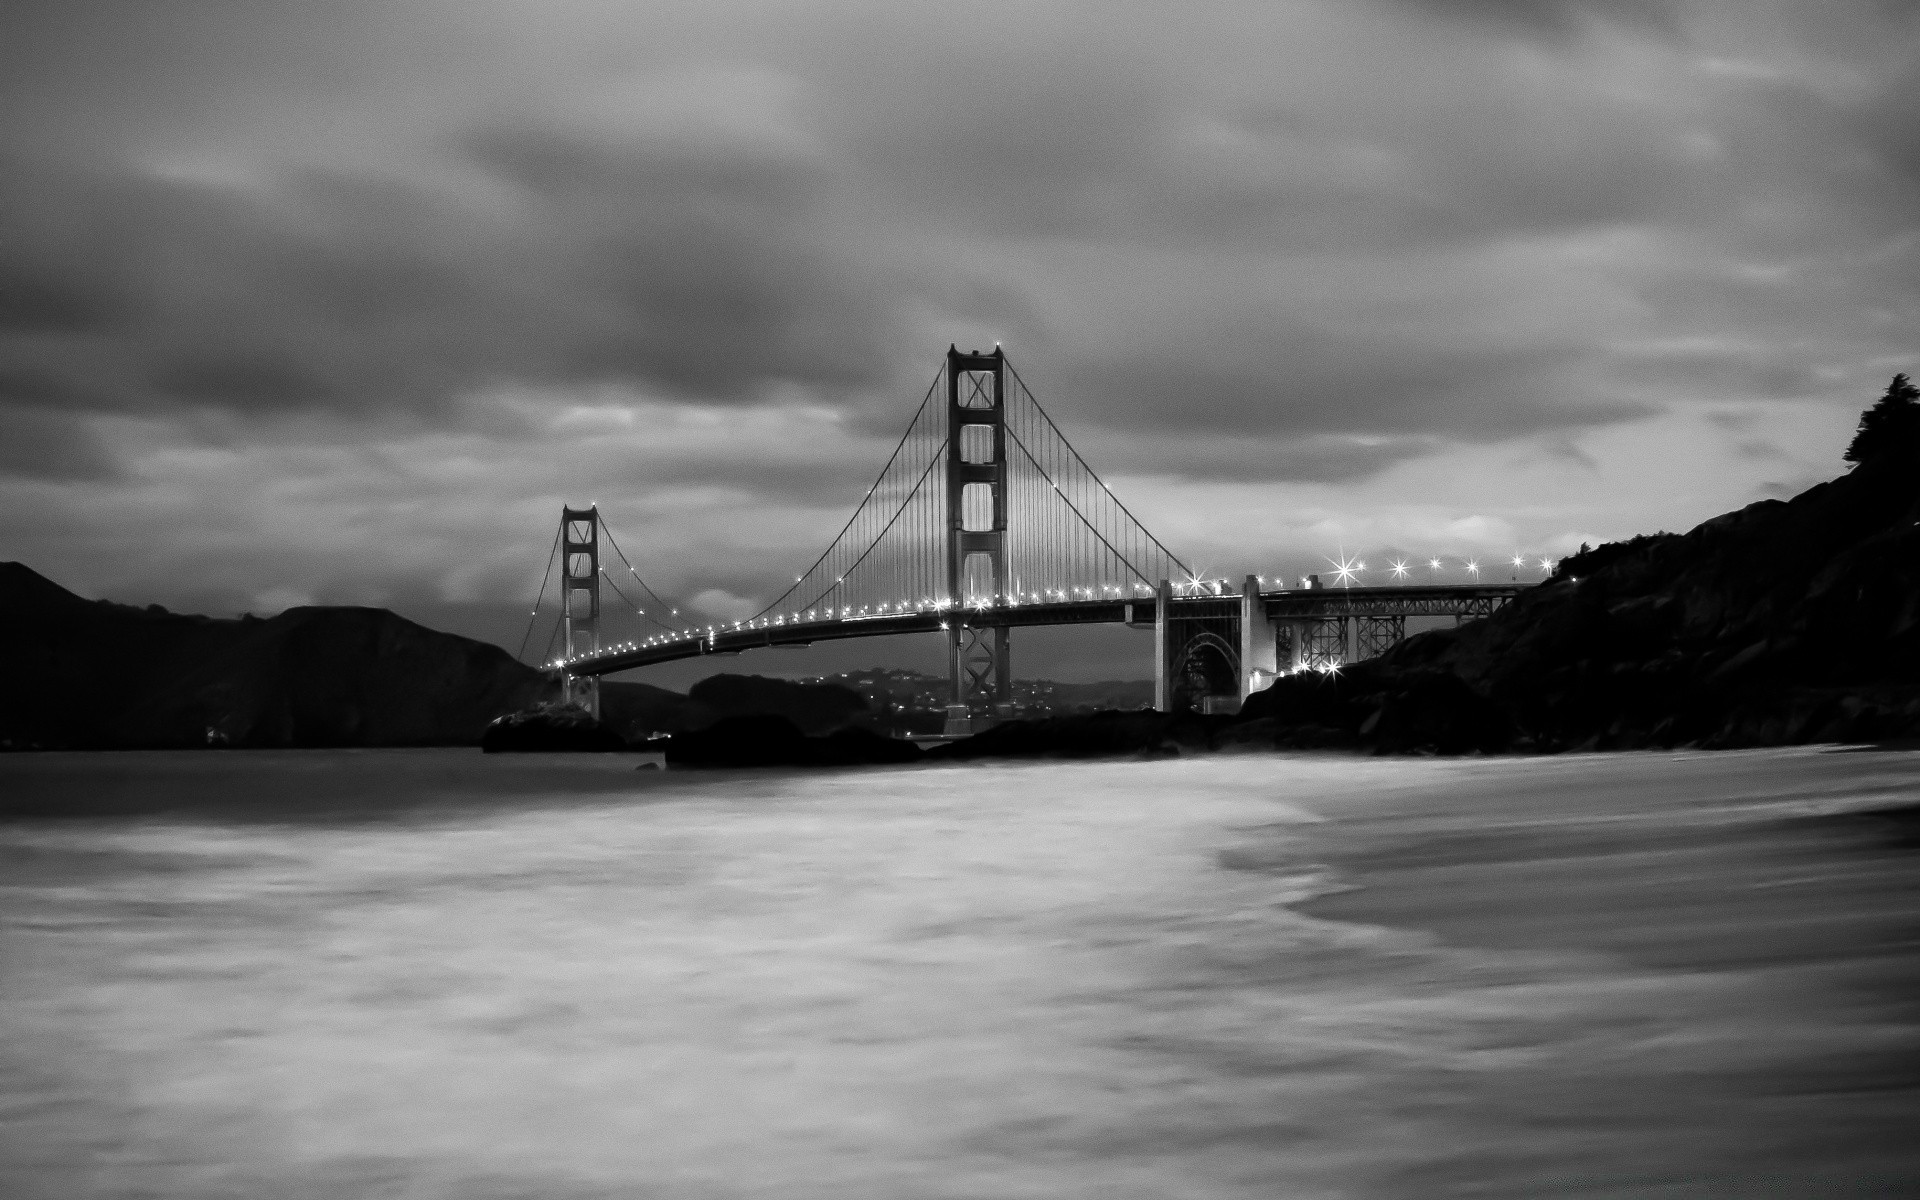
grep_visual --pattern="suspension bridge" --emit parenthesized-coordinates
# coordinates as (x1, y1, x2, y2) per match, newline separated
(522, 347, 1524, 731)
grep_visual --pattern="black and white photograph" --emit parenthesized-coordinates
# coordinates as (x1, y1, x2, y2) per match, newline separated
(3, 1, 1918, 1195)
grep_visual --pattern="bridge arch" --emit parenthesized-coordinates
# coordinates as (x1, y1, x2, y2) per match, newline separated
(1170, 630, 1239, 713)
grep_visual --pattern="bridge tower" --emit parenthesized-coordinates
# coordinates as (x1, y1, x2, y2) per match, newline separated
(560, 505, 601, 717)
(944, 345, 1013, 735)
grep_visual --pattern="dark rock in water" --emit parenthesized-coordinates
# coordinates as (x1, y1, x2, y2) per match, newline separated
(664, 714, 809, 767)
(481, 706, 627, 753)
(663, 714, 923, 768)
(926, 710, 1217, 761)
(809, 725, 924, 766)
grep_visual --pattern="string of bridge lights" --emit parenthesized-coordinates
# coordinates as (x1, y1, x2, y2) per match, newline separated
(1267, 552, 1560, 590)
(547, 552, 1562, 668)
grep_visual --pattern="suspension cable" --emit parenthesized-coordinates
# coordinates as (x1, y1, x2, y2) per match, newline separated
(593, 512, 692, 635)
(1004, 359, 1192, 579)
(749, 365, 945, 622)
(514, 523, 563, 663)
(1003, 423, 1166, 590)
(596, 566, 680, 640)
(785, 436, 950, 619)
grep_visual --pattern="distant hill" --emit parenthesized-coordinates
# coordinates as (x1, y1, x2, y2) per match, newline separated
(0, 563, 549, 749)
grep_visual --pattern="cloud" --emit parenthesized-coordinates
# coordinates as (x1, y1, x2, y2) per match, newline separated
(686, 588, 761, 624)
(1381, 0, 1686, 42)
(0, 405, 121, 480)
(0, 0, 1915, 658)
(0, 143, 912, 425)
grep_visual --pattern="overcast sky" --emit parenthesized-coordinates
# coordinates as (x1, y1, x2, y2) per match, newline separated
(2, 0, 1915, 676)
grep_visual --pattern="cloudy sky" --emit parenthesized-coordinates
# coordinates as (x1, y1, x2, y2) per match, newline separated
(2, 0, 1915, 679)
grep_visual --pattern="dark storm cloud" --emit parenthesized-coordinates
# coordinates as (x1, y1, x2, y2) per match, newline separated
(1061, 338, 1651, 441)
(6, 0, 1910, 457)
(0, 142, 908, 423)
(1081, 432, 1447, 485)
(463, 125, 901, 401)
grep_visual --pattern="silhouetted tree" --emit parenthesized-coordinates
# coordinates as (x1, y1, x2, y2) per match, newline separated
(1843, 372, 1920, 465)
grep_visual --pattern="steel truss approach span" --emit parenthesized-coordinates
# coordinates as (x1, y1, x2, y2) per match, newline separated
(527, 348, 1528, 721)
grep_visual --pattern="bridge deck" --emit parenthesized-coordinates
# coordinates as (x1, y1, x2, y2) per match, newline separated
(563, 584, 1523, 677)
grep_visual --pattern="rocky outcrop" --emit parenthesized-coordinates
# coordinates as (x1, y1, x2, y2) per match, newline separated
(481, 705, 627, 752)
(661, 714, 922, 768)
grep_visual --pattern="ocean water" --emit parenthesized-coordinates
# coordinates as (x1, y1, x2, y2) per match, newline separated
(2, 748, 1916, 1198)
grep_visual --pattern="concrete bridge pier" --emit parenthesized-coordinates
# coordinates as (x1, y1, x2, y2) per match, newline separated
(1239, 575, 1280, 703)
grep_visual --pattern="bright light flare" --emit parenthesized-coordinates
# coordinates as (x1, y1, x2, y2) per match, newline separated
(1328, 554, 1362, 587)
(1389, 560, 1409, 580)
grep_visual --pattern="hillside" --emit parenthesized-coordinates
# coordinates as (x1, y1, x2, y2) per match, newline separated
(0, 564, 549, 749)
(1237, 433, 1920, 751)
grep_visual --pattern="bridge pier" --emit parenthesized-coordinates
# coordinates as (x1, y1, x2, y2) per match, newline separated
(944, 346, 1013, 735)
(560, 505, 601, 719)
(945, 621, 1012, 736)
(1240, 575, 1280, 703)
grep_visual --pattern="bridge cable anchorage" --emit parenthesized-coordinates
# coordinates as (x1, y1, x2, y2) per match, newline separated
(514, 521, 564, 664)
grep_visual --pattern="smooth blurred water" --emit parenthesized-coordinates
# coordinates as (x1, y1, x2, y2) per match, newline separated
(3, 748, 1916, 1198)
